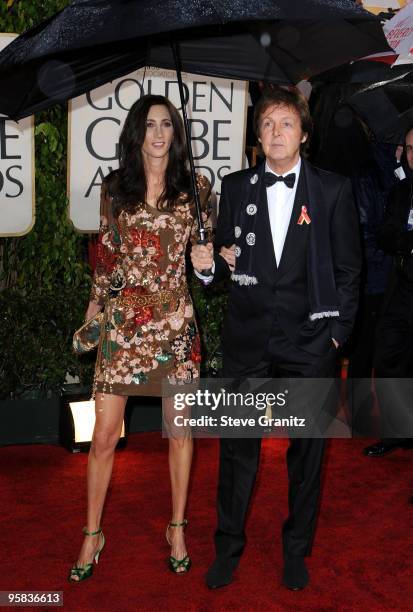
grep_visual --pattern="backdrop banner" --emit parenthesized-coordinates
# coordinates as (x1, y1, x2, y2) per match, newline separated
(68, 67, 248, 232)
(0, 34, 34, 237)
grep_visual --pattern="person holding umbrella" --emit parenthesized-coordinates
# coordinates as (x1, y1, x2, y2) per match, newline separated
(191, 86, 361, 591)
(69, 94, 212, 581)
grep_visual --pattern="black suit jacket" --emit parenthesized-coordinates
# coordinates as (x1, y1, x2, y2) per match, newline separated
(377, 178, 413, 306)
(212, 158, 361, 367)
(378, 178, 413, 257)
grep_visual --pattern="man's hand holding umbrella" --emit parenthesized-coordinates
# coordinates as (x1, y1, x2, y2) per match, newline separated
(191, 242, 214, 275)
(191, 243, 236, 277)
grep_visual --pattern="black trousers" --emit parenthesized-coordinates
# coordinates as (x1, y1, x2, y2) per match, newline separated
(347, 293, 385, 378)
(373, 285, 413, 441)
(374, 285, 413, 378)
(215, 319, 336, 566)
(347, 293, 385, 436)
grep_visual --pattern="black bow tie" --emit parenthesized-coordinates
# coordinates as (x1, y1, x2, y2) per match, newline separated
(264, 172, 296, 189)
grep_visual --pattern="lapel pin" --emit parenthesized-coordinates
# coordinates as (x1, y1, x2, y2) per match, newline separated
(250, 174, 258, 184)
(297, 205, 311, 225)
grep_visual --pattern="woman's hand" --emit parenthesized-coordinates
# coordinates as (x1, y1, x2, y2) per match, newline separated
(219, 244, 236, 272)
(190, 243, 214, 273)
(85, 301, 102, 322)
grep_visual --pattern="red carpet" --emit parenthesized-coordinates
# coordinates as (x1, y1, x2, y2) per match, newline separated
(1, 434, 412, 611)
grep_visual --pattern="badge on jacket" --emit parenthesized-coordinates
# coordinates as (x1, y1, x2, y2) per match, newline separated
(297, 205, 311, 225)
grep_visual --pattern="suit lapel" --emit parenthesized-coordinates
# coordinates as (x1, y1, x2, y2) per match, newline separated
(256, 165, 278, 280)
(276, 161, 310, 280)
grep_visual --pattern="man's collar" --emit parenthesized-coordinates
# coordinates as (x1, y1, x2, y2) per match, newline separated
(265, 157, 301, 178)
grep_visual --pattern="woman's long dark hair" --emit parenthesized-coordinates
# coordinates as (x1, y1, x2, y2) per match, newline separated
(107, 94, 192, 216)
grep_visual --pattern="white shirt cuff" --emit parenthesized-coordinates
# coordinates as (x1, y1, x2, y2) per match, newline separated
(395, 166, 406, 181)
(194, 261, 215, 283)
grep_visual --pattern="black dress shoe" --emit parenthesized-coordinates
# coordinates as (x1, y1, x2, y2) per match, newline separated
(283, 556, 309, 591)
(363, 441, 400, 457)
(206, 557, 237, 589)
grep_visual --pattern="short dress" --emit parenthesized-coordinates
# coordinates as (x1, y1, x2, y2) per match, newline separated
(90, 174, 212, 397)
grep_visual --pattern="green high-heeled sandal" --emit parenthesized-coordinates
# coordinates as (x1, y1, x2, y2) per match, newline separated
(68, 527, 105, 583)
(166, 519, 191, 574)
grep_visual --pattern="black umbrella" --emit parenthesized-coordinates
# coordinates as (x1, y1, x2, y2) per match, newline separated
(348, 77, 413, 144)
(0, 0, 391, 240)
(0, 0, 391, 121)
(313, 58, 413, 85)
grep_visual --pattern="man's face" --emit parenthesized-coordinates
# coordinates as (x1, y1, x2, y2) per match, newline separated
(258, 104, 307, 171)
(405, 129, 413, 171)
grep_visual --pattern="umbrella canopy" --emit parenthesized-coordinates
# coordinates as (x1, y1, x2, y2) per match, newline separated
(0, 0, 391, 120)
(348, 77, 413, 144)
(313, 57, 413, 84)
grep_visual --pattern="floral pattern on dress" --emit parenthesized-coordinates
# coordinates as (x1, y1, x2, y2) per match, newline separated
(89, 174, 212, 396)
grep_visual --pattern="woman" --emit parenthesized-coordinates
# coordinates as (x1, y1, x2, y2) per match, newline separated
(69, 94, 211, 581)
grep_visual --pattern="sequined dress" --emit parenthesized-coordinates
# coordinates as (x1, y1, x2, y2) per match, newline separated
(90, 174, 211, 396)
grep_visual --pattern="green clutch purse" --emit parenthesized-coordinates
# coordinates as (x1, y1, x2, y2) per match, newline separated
(73, 312, 104, 354)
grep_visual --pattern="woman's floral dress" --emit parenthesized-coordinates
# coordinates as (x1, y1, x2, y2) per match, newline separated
(90, 174, 212, 396)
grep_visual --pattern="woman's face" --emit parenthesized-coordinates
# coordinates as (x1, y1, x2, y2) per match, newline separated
(141, 104, 174, 161)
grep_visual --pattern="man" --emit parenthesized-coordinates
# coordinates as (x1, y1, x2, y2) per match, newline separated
(365, 126, 413, 457)
(191, 87, 361, 591)
(347, 140, 403, 443)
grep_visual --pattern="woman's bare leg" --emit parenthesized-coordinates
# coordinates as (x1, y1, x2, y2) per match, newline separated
(71, 392, 127, 577)
(167, 434, 193, 571)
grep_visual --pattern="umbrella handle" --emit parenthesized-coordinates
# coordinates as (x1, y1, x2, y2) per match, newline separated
(171, 40, 205, 239)
(196, 236, 213, 279)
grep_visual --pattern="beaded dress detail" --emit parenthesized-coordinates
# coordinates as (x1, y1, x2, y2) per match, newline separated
(90, 174, 211, 396)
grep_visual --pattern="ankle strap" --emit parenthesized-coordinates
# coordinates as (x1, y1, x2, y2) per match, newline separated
(83, 526, 102, 536)
(168, 519, 188, 528)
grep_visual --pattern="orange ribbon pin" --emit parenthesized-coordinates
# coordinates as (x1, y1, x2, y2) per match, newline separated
(297, 205, 311, 225)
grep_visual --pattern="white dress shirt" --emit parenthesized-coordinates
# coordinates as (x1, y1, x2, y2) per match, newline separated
(266, 158, 301, 266)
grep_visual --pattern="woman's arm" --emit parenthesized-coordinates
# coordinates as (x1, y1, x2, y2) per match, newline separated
(86, 181, 118, 318)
